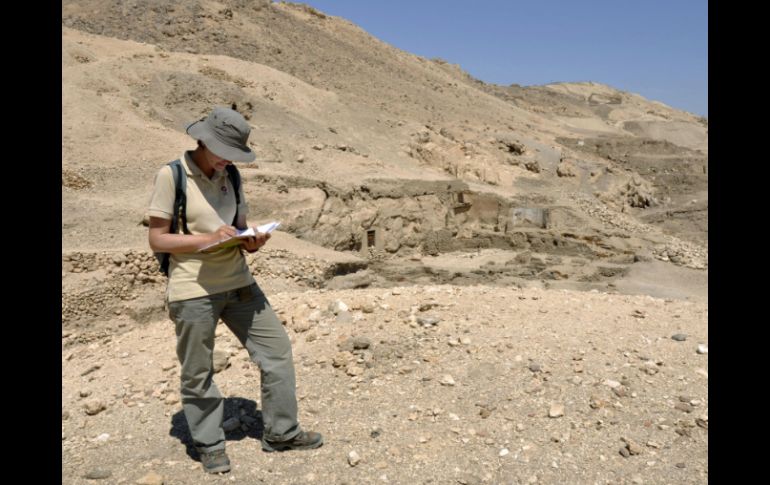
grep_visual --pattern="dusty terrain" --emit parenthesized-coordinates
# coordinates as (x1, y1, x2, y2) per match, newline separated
(61, 1, 707, 484)
(63, 285, 707, 485)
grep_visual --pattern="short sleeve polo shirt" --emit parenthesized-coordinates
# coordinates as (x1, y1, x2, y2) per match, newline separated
(148, 152, 254, 302)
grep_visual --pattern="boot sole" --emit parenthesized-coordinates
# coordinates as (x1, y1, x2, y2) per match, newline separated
(203, 464, 231, 474)
(261, 436, 324, 452)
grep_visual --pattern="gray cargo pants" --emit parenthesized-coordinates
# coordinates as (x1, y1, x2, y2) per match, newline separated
(168, 282, 300, 453)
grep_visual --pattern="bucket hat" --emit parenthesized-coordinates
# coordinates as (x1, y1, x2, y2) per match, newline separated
(186, 107, 256, 163)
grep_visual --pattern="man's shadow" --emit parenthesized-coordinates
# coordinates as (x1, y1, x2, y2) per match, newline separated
(169, 397, 264, 462)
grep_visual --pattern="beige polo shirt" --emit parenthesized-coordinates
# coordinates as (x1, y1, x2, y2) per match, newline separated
(148, 152, 254, 302)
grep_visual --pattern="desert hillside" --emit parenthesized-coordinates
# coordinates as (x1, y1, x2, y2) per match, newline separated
(61, 2, 707, 484)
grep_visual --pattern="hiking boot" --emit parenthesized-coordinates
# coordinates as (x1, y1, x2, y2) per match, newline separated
(262, 430, 324, 452)
(199, 449, 231, 474)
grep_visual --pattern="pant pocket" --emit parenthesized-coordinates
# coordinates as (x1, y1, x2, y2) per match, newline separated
(168, 300, 181, 321)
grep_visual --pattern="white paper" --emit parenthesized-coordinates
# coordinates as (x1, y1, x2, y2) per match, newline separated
(255, 221, 281, 234)
(197, 221, 281, 252)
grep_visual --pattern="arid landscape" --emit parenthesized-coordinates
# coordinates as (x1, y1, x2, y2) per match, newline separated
(62, 2, 707, 484)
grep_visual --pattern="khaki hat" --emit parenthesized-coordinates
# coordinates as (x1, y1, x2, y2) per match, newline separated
(186, 107, 256, 163)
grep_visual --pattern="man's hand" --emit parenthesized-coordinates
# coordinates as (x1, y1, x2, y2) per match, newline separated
(205, 225, 238, 248)
(242, 231, 270, 253)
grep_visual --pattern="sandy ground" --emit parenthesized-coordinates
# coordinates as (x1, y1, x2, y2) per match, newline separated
(63, 285, 707, 485)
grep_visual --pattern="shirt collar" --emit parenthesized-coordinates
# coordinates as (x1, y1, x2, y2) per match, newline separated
(182, 151, 225, 181)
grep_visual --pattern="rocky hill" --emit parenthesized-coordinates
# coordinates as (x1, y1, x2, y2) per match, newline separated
(61, 2, 707, 483)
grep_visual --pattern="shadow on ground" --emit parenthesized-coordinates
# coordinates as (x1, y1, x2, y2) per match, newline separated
(169, 397, 264, 461)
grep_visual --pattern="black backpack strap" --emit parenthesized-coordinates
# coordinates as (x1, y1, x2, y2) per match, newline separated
(169, 159, 191, 235)
(226, 164, 242, 226)
(156, 159, 188, 276)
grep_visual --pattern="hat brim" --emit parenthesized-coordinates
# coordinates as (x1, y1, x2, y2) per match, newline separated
(187, 120, 256, 163)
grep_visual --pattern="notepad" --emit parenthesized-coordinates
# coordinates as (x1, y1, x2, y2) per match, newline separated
(198, 221, 280, 252)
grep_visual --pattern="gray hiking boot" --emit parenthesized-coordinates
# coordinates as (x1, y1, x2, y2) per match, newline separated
(199, 449, 231, 474)
(261, 430, 324, 452)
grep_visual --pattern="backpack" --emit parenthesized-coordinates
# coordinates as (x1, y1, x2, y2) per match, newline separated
(154, 159, 242, 276)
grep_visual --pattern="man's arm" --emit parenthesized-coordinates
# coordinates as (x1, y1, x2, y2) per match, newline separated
(148, 217, 237, 254)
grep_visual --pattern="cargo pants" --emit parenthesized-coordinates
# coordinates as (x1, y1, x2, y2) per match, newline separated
(168, 282, 300, 453)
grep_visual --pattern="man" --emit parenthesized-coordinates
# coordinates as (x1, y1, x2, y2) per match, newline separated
(147, 106, 323, 474)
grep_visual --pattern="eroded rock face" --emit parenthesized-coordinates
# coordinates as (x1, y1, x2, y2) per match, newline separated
(255, 177, 621, 260)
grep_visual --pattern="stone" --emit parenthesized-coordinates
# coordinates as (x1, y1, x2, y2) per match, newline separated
(361, 303, 376, 313)
(84, 400, 106, 416)
(346, 366, 364, 377)
(347, 451, 361, 466)
(439, 375, 455, 386)
(626, 440, 643, 455)
(352, 336, 372, 350)
(327, 271, 374, 290)
(417, 316, 440, 326)
(329, 300, 349, 314)
(549, 404, 564, 418)
(675, 402, 693, 413)
(671, 334, 687, 342)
